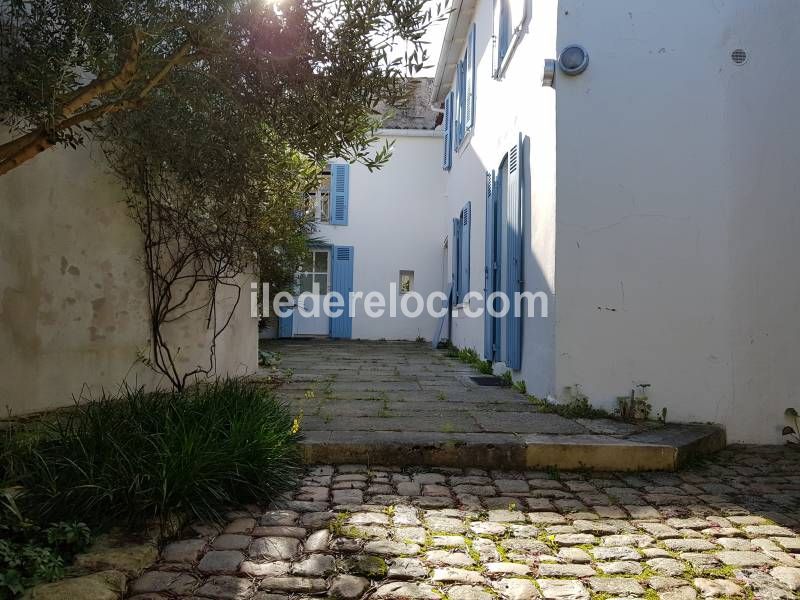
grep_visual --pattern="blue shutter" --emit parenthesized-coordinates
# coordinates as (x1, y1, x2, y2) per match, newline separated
(458, 59, 466, 144)
(505, 135, 523, 370)
(442, 93, 453, 171)
(459, 202, 471, 301)
(453, 60, 464, 148)
(466, 24, 476, 131)
(278, 309, 294, 338)
(330, 245, 354, 338)
(330, 164, 349, 225)
(451, 217, 460, 305)
(483, 172, 495, 360)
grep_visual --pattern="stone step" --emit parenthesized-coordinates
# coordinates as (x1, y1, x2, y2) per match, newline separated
(299, 424, 725, 472)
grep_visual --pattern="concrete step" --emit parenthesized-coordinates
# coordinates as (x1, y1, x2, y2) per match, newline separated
(299, 423, 726, 472)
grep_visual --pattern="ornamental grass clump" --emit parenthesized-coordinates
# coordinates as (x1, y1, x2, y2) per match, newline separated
(8, 379, 301, 529)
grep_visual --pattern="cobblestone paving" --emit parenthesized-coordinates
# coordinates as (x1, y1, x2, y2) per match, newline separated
(129, 446, 800, 600)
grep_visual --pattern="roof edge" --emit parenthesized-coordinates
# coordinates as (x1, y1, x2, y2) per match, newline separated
(431, 0, 478, 105)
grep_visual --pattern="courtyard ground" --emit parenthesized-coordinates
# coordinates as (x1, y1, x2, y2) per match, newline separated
(257, 340, 724, 471)
(128, 445, 800, 599)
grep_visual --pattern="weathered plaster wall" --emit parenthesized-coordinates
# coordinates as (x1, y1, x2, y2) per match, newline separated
(555, 0, 800, 443)
(0, 141, 257, 416)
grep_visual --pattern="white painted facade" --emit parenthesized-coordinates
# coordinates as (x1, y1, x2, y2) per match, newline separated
(433, 0, 800, 443)
(287, 130, 448, 341)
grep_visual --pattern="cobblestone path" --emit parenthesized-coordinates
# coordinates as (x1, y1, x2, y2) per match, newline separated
(128, 446, 800, 599)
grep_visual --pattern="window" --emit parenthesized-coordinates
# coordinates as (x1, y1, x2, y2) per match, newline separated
(306, 164, 349, 225)
(296, 249, 329, 294)
(307, 169, 331, 222)
(492, 0, 528, 78)
(451, 202, 471, 303)
(443, 23, 476, 168)
(399, 270, 414, 293)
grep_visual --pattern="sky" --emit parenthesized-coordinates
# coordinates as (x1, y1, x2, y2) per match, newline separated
(419, 2, 448, 77)
(390, 0, 448, 77)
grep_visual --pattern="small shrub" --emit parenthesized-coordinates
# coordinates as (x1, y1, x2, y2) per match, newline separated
(615, 387, 652, 421)
(0, 487, 91, 598)
(513, 379, 527, 395)
(6, 379, 302, 530)
(784, 408, 800, 446)
(528, 393, 610, 420)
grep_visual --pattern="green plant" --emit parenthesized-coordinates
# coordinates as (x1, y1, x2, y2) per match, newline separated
(476, 360, 493, 375)
(783, 408, 800, 445)
(500, 371, 513, 387)
(415, 336, 425, 343)
(513, 380, 527, 395)
(0, 486, 91, 598)
(528, 388, 610, 419)
(258, 351, 281, 368)
(615, 385, 652, 421)
(6, 379, 301, 530)
(445, 344, 494, 375)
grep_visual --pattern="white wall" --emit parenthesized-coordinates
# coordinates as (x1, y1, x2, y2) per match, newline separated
(0, 142, 257, 416)
(317, 133, 448, 341)
(442, 0, 559, 398)
(554, 0, 800, 443)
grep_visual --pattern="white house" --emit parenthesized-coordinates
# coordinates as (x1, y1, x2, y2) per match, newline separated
(432, 0, 800, 444)
(278, 79, 448, 341)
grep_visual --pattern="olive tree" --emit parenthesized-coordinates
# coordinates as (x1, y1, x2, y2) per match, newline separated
(2, 0, 443, 388)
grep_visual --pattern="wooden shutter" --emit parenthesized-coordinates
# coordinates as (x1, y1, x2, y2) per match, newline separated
(505, 135, 523, 370)
(465, 24, 476, 131)
(442, 92, 453, 170)
(460, 202, 471, 302)
(451, 218, 460, 305)
(330, 245, 354, 338)
(484, 171, 495, 360)
(330, 164, 349, 225)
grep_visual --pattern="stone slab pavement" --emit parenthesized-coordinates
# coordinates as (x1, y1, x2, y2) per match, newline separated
(256, 340, 724, 470)
(128, 445, 800, 599)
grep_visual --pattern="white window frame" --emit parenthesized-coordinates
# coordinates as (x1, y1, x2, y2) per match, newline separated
(296, 248, 330, 295)
(399, 270, 414, 294)
(307, 167, 331, 223)
(493, 0, 528, 79)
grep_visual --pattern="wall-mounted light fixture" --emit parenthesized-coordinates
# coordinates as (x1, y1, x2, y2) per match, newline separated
(542, 59, 556, 87)
(558, 44, 589, 76)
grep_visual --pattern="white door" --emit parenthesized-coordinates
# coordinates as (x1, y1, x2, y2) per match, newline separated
(294, 248, 330, 336)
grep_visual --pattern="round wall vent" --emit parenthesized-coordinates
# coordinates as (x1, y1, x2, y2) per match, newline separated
(731, 49, 748, 65)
